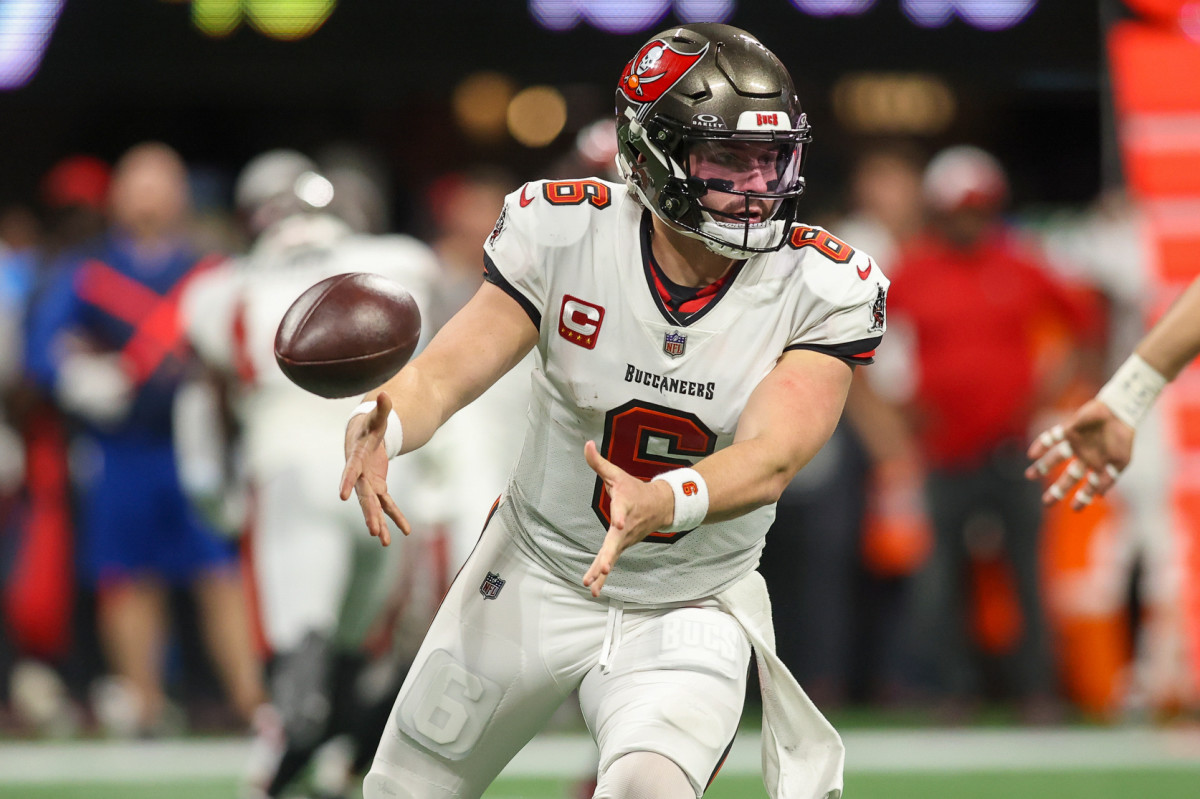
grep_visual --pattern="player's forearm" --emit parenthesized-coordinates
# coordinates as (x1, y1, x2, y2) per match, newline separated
(1135, 274, 1200, 381)
(696, 429, 834, 523)
(369, 282, 538, 455)
(689, 349, 850, 523)
(370, 357, 452, 454)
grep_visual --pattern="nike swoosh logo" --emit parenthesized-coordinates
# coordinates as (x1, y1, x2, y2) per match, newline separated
(857, 259, 872, 280)
(519, 184, 535, 207)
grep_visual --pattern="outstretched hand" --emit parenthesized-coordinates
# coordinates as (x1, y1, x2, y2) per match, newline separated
(582, 440, 675, 597)
(339, 391, 410, 546)
(1025, 399, 1135, 511)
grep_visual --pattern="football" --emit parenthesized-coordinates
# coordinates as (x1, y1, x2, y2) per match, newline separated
(274, 272, 421, 399)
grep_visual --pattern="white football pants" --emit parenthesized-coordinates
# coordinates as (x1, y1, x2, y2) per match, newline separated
(363, 503, 751, 799)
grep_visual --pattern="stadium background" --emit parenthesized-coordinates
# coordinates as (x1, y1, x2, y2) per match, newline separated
(4, 1, 1200, 798)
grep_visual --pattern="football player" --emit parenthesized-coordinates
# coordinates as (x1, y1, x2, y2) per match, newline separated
(342, 24, 886, 799)
(180, 150, 443, 798)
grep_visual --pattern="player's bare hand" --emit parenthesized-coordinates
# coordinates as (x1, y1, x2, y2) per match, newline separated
(581, 440, 674, 597)
(339, 391, 410, 546)
(1025, 399, 1134, 511)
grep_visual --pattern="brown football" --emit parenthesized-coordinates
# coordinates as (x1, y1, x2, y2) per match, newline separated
(274, 272, 421, 399)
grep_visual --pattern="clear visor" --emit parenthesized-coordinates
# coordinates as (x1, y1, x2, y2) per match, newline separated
(685, 139, 803, 196)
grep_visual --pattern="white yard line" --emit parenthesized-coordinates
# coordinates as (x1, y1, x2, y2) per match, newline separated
(2, 727, 1200, 783)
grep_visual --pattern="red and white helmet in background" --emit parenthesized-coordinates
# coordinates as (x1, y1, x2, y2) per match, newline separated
(922, 145, 1009, 214)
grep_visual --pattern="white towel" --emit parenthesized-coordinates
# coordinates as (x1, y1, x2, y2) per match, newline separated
(716, 570, 845, 799)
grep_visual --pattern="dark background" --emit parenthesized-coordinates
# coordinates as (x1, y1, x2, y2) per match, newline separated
(0, 1, 1104, 224)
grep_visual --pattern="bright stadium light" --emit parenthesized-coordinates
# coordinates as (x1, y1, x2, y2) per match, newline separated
(902, 0, 1038, 30)
(789, 0, 877, 16)
(183, 0, 338, 41)
(0, 0, 66, 90)
(530, 0, 734, 33)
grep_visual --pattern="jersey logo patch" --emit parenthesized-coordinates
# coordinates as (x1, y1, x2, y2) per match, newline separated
(869, 284, 886, 333)
(618, 39, 708, 121)
(857, 258, 873, 280)
(480, 571, 505, 599)
(663, 330, 687, 358)
(488, 204, 508, 246)
(558, 295, 605, 349)
(519, 183, 535, 207)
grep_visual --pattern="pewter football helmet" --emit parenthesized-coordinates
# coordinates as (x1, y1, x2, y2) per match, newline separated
(615, 23, 811, 259)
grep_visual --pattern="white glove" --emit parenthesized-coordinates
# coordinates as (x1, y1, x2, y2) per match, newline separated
(56, 351, 134, 427)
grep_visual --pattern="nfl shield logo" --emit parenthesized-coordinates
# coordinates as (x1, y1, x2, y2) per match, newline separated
(663, 330, 687, 358)
(479, 571, 505, 600)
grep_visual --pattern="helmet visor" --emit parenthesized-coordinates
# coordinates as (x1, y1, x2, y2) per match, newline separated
(686, 139, 802, 191)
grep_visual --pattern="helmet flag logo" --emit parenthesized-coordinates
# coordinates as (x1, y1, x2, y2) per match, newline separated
(619, 39, 708, 119)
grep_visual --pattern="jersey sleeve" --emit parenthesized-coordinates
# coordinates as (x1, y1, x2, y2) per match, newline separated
(784, 245, 889, 366)
(180, 261, 243, 372)
(480, 181, 553, 330)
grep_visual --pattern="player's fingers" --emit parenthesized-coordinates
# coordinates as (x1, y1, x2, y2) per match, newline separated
(372, 391, 394, 430)
(584, 526, 625, 596)
(609, 495, 628, 531)
(1026, 423, 1065, 460)
(1094, 460, 1118, 491)
(378, 490, 411, 537)
(584, 440, 619, 481)
(339, 464, 357, 501)
(1026, 439, 1073, 480)
(1075, 464, 1122, 508)
(1041, 457, 1085, 506)
(355, 477, 390, 545)
(583, 554, 612, 597)
(339, 454, 366, 500)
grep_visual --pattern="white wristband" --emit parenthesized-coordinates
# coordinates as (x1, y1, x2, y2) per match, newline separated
(349, 400, 404, 459)
(651, 467, 709, 532)
(1096, 353, 1168, 429)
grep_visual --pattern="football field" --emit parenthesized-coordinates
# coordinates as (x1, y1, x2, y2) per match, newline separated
(2, 726, 1200, 798)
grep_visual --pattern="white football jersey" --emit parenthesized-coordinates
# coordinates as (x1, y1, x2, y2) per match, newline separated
(484, 178, 888, 604)
(182, 214, 440, 500)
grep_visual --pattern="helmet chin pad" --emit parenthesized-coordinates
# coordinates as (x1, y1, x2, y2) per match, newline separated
(700, 217, 785, 259)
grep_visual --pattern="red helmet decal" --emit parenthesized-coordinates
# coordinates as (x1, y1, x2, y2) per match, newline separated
(618, 39, 708, 117)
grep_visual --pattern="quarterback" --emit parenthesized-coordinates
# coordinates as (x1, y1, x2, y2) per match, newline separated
(341, 23, 887, 799)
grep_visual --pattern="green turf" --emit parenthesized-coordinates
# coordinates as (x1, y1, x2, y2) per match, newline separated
(843, 769, 1200, 799)
(3, 769, 1199, 799)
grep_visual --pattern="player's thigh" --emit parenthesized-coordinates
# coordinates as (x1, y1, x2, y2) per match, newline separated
(364, 522, 581, 799)
(251, 470, 352, 651)
(579, 604, 751, 797)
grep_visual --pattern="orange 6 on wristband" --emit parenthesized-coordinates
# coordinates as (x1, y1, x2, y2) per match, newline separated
(651, 467, 709, 532)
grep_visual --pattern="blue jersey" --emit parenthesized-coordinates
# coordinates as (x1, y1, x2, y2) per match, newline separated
(24, 232, 235, 584)
(25, 232, 217, 439)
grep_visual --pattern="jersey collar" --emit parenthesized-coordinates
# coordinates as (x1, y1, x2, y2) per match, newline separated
(640, 210, 742, 328)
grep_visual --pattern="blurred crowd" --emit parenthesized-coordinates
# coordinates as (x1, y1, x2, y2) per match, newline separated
(0, 131, 1196, 794)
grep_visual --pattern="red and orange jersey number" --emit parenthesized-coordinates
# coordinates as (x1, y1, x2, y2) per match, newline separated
(543, 179, 612, 209)
(786, 225, 856, 263)
(591, 400, 716, 542)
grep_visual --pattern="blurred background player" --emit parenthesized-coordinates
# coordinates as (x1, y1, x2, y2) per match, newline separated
(23, 142, 265, 736)
(0, 154, 112, 735)
(180, 149, 442, 798)
(860, 145, 1102, 721)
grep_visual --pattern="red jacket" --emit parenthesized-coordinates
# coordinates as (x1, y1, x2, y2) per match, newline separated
(888, 228, 1099, 468)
